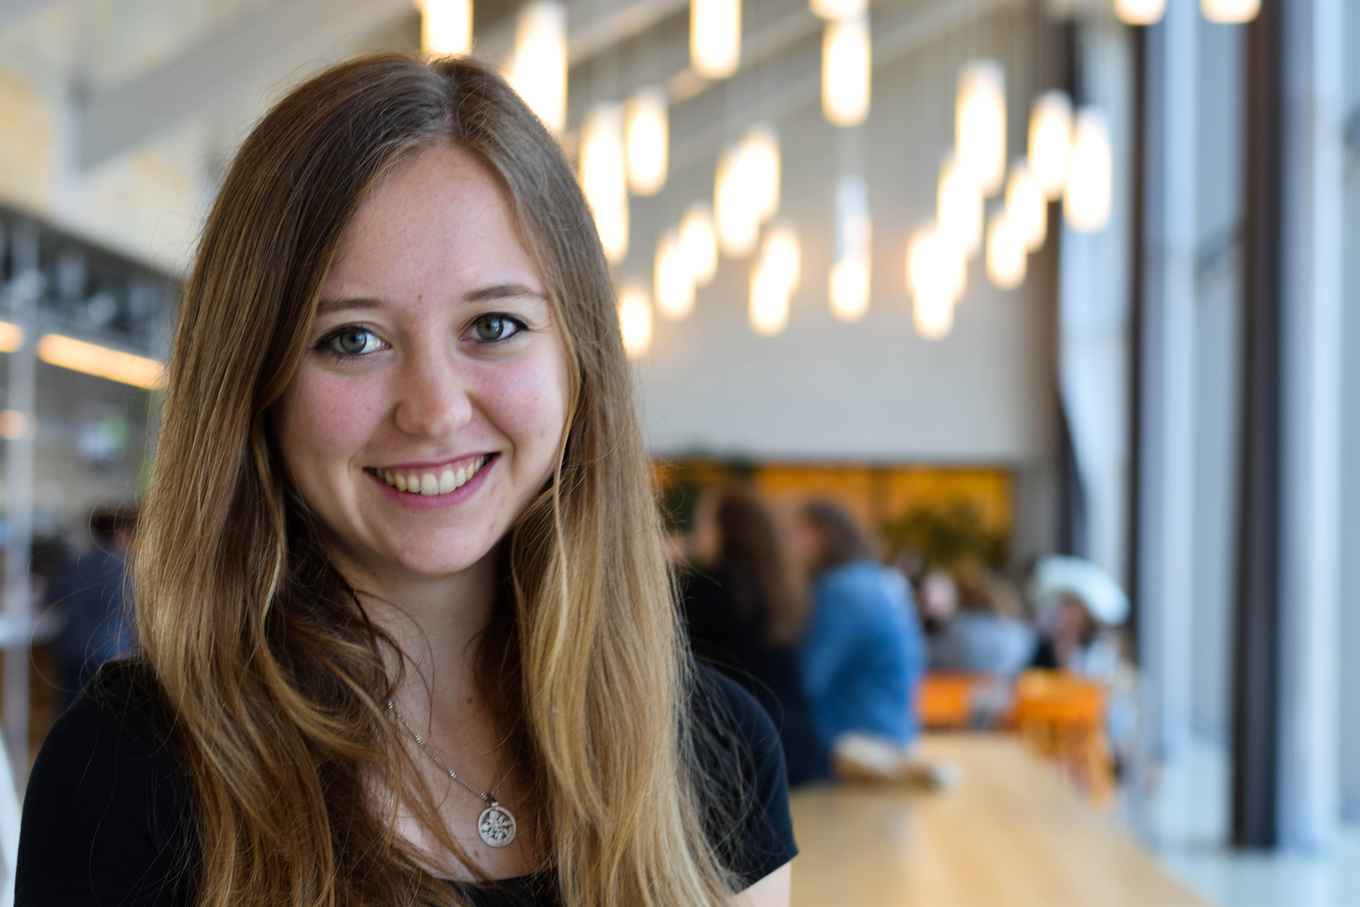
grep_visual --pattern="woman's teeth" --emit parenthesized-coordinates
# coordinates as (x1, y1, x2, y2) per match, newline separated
(376, 457, 487, 496)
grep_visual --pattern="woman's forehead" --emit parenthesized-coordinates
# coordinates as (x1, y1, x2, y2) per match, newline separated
(322, 144, 544, 305)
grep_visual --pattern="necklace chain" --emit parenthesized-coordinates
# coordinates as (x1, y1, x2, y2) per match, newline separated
(384, 699, 520, 849)
(384, 700, 496, 805)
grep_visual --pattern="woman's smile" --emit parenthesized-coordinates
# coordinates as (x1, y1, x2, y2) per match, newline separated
(363, 453, 498, 508)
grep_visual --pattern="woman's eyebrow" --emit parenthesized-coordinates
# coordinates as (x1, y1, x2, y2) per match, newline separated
(316, 297, 383, 317)
(315, 285, 546, 316)
(463, 283, 547, 303)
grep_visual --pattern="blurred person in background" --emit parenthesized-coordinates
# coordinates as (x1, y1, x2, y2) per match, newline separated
(1028, 555, 1128, 682)
(1026, 555, 1137, 777)
(681, 485, 829, 787)
(914, 566, 958, 638)
(17, 55, 793, 907)
(793, 500, 926, 752)
(45, 504, 137, 709)
(927, 563, 1036, 677)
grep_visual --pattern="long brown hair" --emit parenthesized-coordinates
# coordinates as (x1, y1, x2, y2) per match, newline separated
(134, 54, 735, 906)
(710, 486, 807, 644)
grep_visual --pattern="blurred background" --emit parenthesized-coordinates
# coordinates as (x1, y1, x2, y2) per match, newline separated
(0, 0, 1356, 905)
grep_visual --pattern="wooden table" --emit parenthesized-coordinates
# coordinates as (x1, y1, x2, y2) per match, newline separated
(789, 734, 1210, 907)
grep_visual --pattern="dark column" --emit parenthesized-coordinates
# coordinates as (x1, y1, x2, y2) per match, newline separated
(1230, 0, 1284, 851)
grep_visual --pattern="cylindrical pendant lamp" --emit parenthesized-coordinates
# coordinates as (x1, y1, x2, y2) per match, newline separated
(506, 2, 567, 134)
(617, 284, 653, 358)
(654, 229, 696, 320)
(579, 105, 629, 262)
(955, 60, 1007, 197)
(625, 89, 669, 196)
(1201, 0, 1259, 23)
(986, 212, 1027, 289)
(1063, 107, 1113, 232)
(692, 0, 741, 79)
(1114, 0, 1166, 25)
(937, 153, 983, 259)
(1005, 160, 1047, 252)
(822, 14, 871, 127)
(1028, 91, 1073, 200)
(419, 0, 473, 56)
(680, 204, 719, 286)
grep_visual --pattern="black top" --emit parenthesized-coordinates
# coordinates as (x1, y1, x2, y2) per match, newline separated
(681, 566, 830, 788)
(17, 659, 796, 906)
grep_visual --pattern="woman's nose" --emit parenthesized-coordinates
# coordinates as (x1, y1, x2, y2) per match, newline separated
(393, 350, 473, 439)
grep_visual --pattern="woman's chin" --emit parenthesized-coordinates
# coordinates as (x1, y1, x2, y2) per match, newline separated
(383, 541, 496, 582)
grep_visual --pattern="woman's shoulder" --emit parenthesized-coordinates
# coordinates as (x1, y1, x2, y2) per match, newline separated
(688, 663, 799, 890)
(17, 658, 197, 905)
(41, 657, 181, 760)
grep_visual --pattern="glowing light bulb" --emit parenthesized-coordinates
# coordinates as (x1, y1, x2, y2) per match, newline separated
(680, 204, 719, 286)
(986, 212, 1026, 289)
(419, 0, 473, 56)
(913, 290, 955, 341)
(742, 125, 781, 225)
(937, 154, 983, 259)
(907, 223, 965, 304)
(829, 255, 870, 321)
(1064, 107, 1113, 232)
(1005, 160, 1047, 253)
(654, 229, 696, 320)
(617, 284, 653, 358)
(831, 174, 871, 321)
(822, 14, 870, 127)
(1114, 0, 1166, 25)
(955, 60, 1007, 197)
(1202, 0, 1258, 23)
(715, 145, 760, 257)
(761, 224, 801, 294)
(810, 0, 866, 19)
(1028, 91, 1073, 200)
(625, 89, 668, 196)
(691, 0, 740, 79)
(506, 2, 567, 133)
(749, 256, 790, 336)
(579, 105, 629, 262)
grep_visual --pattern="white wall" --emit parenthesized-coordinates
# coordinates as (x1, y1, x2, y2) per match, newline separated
(0, 67, 208, 274)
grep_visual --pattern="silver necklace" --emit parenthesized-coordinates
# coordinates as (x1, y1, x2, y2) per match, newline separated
(385, 700, 518, 849)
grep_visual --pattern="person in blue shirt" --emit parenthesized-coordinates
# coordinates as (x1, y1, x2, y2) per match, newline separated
(793, 500, 925, 750)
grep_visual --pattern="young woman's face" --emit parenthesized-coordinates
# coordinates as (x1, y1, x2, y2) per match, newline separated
(274, 143, 569, 586)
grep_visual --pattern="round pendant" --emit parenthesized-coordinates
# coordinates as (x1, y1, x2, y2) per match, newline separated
(478, 803, 517, 849)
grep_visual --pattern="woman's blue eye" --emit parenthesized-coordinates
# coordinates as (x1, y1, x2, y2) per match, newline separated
(471, 314, 525, 343)
(319, 327, 385, 358)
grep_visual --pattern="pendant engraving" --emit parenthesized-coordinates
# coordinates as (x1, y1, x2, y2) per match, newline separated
(478, 803, 517, 848)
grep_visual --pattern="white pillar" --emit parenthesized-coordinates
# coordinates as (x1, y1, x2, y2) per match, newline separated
(1341, 106, 1360, 820)
(2, 224, 40, 775)
(1341, 3, 1360, 822)
(1057, 21, 1134, 583)
(1188, 17, 1245, 747)
(1136, 0, 1197, 761)
(1277, 0, 1344, 851)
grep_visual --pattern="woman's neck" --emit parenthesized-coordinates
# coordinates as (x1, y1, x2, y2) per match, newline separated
(339, 547, 502, 722)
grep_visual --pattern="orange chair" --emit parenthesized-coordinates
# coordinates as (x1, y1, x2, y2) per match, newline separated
(1010, 670, 1114, 804)
(916, 673, 989, 730)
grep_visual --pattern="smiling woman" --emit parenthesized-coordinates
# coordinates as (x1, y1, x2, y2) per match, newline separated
(15, 55, 794, 907)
